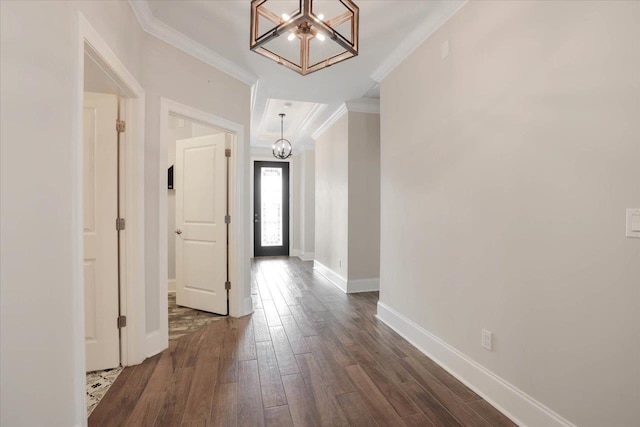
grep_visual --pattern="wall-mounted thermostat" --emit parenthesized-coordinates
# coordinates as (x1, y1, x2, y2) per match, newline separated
(626, 209, 640, 238)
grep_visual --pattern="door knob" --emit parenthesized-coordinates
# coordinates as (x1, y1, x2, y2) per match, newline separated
(175, 229, 182, 235)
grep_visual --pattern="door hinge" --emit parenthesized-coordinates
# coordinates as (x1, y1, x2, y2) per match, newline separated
(225, 281, 231, 290)
(116, 218, 126, 231)
(224, 215, 231, 224)
(116, 119, 126, 133)
(225, 148, 231, 158)
(117, 315, 127, 329)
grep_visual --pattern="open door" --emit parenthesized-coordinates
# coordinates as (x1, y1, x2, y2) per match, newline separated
(175, 134, 228, 314)
(84, 92, 120, 372)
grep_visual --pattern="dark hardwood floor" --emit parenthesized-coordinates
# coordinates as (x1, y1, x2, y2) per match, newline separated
(89, 257, 516, 427)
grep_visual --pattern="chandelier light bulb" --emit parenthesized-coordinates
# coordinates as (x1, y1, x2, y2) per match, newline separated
(317, 13, 324, 20)
(316, 32, 325, 41)
(288, 32, 296, 41)
(281, 13, 290, 21)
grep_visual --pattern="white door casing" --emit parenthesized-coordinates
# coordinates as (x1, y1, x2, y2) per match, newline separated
(83, 92, 120, 372)
(175, 134, 228, 314)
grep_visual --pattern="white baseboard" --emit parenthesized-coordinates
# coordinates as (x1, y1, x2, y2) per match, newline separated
(376, 302, 575, 427)
(145, 330, 167, 358)
(313, 260, 347, 293)
(299, 252, 315, 261)
(291, 248, 302, 257)
(348, 277, 380, 293)
(168, 279, 176, 292)
(313, 261, 379, 293)
(242, 296, 254, 317)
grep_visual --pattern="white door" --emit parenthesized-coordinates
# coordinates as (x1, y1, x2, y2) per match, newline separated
(175, 134, 228, 314)
(83, 92, 120, 372)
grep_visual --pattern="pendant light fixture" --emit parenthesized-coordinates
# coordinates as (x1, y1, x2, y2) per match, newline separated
(250, 0, 359, 76)
(273, 113, 293, 159)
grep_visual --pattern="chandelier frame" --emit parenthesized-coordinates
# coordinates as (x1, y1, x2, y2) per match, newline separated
(250, 0, 359, 76)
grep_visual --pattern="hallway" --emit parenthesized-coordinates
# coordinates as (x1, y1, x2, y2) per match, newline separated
(88, 258, 514, 426)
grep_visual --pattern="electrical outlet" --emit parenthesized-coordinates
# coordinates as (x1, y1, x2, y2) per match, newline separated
(482, 329, 492, 351)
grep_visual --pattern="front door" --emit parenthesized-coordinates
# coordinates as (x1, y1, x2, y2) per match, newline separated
(83, 92, 120, 372)
(254, 161, 290, 257)
(175, 134, 228, 314)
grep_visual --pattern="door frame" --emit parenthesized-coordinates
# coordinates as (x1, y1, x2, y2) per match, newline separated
(159, 98, 249, 336)
(75, 11, 147, 417)
(249, 150, 293, 258)
(253, 161, 291, 257)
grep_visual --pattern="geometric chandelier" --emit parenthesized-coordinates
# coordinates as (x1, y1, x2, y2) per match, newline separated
(250, 0, 359, 76)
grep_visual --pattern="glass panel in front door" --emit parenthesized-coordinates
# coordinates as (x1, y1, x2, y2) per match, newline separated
(260, 167, 283, 247)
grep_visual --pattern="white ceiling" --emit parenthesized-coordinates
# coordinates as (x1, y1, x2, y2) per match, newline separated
(133, 0, 465, 148)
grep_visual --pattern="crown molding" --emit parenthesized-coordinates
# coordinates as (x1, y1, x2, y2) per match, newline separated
(311, 104, 348, 141)
(371, 0, 467, 83)
(345, 98, 380, 114)
(128, 0, 258, 86)
(293, 103, 327, 141)
(250, 79, 260, 117)
(256, 98, 274, 142)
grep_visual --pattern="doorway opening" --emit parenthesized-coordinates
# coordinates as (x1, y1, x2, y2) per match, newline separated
(82, 54, 127, 416)
(78, 14, 146, 419)
(166, 115, 231, 340)
(253, 161, 291, 257)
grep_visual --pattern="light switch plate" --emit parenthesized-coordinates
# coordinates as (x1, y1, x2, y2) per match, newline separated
(626, 209, 640, 238)
(482, 329, 492, 351)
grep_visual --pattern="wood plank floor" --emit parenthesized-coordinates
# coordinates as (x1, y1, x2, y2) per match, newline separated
(89, 257, 517, 427)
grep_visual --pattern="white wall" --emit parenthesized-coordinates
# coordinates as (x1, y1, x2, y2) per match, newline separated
(301, 149, 316, 257)
(0, 1, 251, 425)
(291, 148, 316, 260)
(315, 111, 380, 286)
(348, 113, 380, 280)
(167, 117, 193, 287)
(1, 2, 142, 425)
(315, 115, 349, 278)
(378, 1, 640, 426)
(292, 152, 303, 255)
(141, 31, 251, 332)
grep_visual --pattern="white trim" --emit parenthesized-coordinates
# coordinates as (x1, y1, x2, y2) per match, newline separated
(347, 277, 380, 293)
(292, 103, 328, 143)
(370, 0, 467, 82)
(299, 252, 315, 262)
(311, 104, 347, 141)
(243, 297, 254, 315)
(291, 249, 302, 257)
(160, 98, 251, 334)
(250, 80, 260, 117)
(376, 302, 576, 427)
(80, 13, 147, 368)
(145, 331, 163, 358)
(128, 0, 257, 86)
(345, 98, 380, 114)
(168, 279, 176, 293)
(77, 12, 147, 423)
(313, 260, 348, 293)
